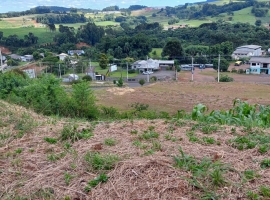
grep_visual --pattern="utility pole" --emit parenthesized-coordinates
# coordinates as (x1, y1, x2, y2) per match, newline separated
(126, 62, 128, 82)
(0, 48, 3, 73)
(59, 64, 61, 78)
(218, 54, 220, 83)
(191, 56, 194, 81)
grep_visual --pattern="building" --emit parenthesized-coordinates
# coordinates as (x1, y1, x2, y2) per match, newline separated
(249, 57, 270, 74)
(131, 59, 174, 72)
(68, 50, 85, 56)
(59, 53, 68, 61)
(21, 55, 34, 62)
(232, 45, 262, 60)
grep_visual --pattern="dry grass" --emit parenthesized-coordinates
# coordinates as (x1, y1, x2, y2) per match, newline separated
(0, 100, 270, 199)
(96, 81, 270, 114)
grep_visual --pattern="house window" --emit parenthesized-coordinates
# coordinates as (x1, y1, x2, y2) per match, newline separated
(252, 63, 256, 66)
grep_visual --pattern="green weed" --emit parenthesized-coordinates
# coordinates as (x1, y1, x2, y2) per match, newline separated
(104, 138, 116, 146)
(258, 144, 268, 154)
(130, 130, 138, 134)
(201, 125, 218, 134)
(202, 137, 216, 145)
(247, 191, 260, 200)
(152, 140, 162, 151)
(43, 137, 57, 144)
(15, 148, 23, 154)
(260, 159, 270, 169)
(64, 172, 74, 186)
(174, 147, 229, 198)
(260, 186, 270, 197)
(132, 140, 142, 147)
(143, 149, 154, 156)
(85, 173, 109, 192)
(47, 152, 66, 162)
(211, 168, 226, 187)
(60, 125, 93, 142)
(84, 152, 119, 171)
(244, 170, 258, 181)
(139, 131, 159, 140)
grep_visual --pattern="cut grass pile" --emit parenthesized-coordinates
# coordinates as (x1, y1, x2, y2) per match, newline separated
(0, 99, 270, 199)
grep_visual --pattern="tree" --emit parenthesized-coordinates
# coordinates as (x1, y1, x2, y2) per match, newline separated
(162, 39, 184, 59)
(99, 53, 108, 69)
(213, 57, 229, 72)
(33, 51, 41, 60)
(255, 19, 262, 26)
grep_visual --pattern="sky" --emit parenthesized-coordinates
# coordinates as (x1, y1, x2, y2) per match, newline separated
(0, 0, 205, 13)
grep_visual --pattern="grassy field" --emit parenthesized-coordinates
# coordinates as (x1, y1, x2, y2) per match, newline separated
(0, 27, 55, 44)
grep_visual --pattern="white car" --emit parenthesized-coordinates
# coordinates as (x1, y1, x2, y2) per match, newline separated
(142, 71, 153, 75)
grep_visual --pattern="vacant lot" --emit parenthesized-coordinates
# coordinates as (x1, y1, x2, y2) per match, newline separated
(95, 67, 270, 114)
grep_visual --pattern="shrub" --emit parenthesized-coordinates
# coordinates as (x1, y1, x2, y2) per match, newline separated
(150, 76, 157, 82)
(237, 69, 245, 74)
(70, 81, 99, 119)
(82, 75, 92, 82)
(139, 78, 145, 86)
(216, 75, 234, 82)
(231, 68, 237, 73)
(116, 77, 123, 87)
(128, 69, 136, 74)
(71, 79, 82, 85)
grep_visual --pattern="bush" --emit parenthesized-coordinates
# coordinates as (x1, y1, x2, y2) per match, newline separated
(231, 68, 237, 73)
(71, 79, 82, 85)
(216, 75, 234, 82)
(139, 78, 145, 86)
(116, 77, 123, 87)
(128, 69, 136, 74)
(150, 76, 157, 82)
(82, 75, 92, 82)
(237, 69, 245, 74)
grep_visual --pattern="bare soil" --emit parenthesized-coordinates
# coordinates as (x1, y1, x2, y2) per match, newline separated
(0, 46, 11, 54)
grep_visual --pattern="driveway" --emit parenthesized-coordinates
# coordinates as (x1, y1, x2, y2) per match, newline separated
(136, 70, 176, 81)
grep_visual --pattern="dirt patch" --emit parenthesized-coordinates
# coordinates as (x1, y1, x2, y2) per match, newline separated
(0, 46, 12, 54)
(76, 42, 90, 49)
(91, 158, 189, 199)
(106, 87, 135, 95)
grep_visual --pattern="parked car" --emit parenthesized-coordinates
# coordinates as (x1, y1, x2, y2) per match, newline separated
(142, 71, 153, 75)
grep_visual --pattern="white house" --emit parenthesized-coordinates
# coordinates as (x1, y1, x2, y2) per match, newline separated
(249, 57, 270, 75)
(21, 55, 34, 62)
(131, 59, 174, 72)
(59, 53, 68, 61)
(68, 50, 85, 56)
(232, 45, 262, 60)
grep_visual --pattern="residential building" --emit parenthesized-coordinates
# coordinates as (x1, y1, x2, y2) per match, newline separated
(249, 57, 270, 74)
(131, 59, 174, 72)
(232, 45, 262, 60)
(21, 55, 34, 62)
(68, 50, 85, 56)
(59, 53, 68, 61)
